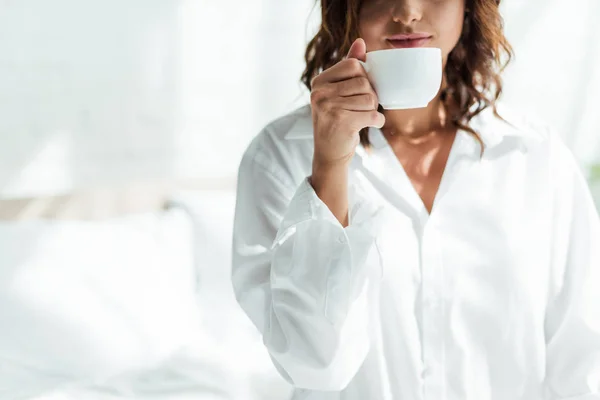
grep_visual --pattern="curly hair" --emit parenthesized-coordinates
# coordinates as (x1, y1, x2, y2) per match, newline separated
(301, 0, 513, 153)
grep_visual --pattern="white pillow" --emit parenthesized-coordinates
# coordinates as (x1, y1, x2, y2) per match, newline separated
(168, 190, 293, 400)
(0, 209, 203, 399)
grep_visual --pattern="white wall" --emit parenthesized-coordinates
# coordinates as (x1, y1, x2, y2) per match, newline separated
(0, 0, 315, 198)
(0, 0, 598, 198)
(501, 0, 600, 168)
(176, 0, 316, 187)
(0, 0, 183, 197)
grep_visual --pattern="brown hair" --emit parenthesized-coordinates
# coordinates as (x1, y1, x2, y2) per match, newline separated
(301, 0, 513, 154)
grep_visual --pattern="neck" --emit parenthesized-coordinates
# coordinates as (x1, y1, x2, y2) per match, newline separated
(381, 75, 454, 144)
(382, 93, 450, 140)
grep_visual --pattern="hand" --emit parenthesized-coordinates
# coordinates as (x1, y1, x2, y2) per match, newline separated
(310, 38, 385, 170)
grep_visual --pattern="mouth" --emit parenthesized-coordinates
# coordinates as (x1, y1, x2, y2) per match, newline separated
(386, 33, 433, 48)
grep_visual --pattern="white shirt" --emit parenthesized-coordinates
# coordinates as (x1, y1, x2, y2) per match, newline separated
(231, 104, 600, 400)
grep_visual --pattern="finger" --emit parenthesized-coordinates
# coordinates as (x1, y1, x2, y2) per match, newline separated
(344, 110, 386, 132)
(313, 38, 368, 87)
(313, 58, 366, 86)
(334, 94, 379, 111)
(365, 110, 386, 129)
(346, 38, 367, 62)
(335, 76, 373, 97)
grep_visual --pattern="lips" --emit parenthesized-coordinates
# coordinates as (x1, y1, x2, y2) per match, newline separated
(387, 33, 433, 48)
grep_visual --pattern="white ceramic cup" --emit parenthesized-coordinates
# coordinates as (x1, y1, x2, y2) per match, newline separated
(359, 47, 442, 110)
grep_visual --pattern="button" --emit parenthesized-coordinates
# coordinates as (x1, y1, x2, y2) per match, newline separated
(330, 286, 339, 297)
(310, 198, 320, 210)
(337, 234, 347, 244)
(423, 297, 440, 310)
(422, 366, 433, 379)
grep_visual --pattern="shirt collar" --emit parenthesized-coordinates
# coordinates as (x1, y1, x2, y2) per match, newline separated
(283, 105, 313, 140)
(469, 106, 546, 155)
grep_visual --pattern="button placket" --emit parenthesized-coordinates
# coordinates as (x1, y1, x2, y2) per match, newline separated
(420, 222, 445, 400)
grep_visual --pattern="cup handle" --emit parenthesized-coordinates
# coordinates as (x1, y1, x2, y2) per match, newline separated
(358, 60, 369, 73)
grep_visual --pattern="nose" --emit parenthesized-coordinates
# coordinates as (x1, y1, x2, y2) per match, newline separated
(391, 0, 423, 25)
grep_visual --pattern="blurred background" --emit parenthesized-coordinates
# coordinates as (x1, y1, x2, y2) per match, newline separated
(0, 0, 598, 399)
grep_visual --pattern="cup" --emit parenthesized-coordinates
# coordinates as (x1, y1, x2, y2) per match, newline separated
(359, 47, 442, 110)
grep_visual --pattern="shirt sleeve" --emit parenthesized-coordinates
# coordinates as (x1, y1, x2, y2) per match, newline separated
(231, 147, 384, 391)
(544, 138, 600, 399)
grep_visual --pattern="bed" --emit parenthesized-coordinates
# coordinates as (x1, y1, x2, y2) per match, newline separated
(0, 182, 292, 400)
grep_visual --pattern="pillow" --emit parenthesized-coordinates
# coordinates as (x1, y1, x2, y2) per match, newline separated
(168, 190, 293, 400)
(34, 342, 250, 400)
(0, 208, 203, 399)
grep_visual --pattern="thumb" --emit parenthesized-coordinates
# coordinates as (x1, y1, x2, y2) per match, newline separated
(346, 38, 367, 62)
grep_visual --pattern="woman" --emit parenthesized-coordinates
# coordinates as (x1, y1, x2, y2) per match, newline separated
(232, 0, 600, 398)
